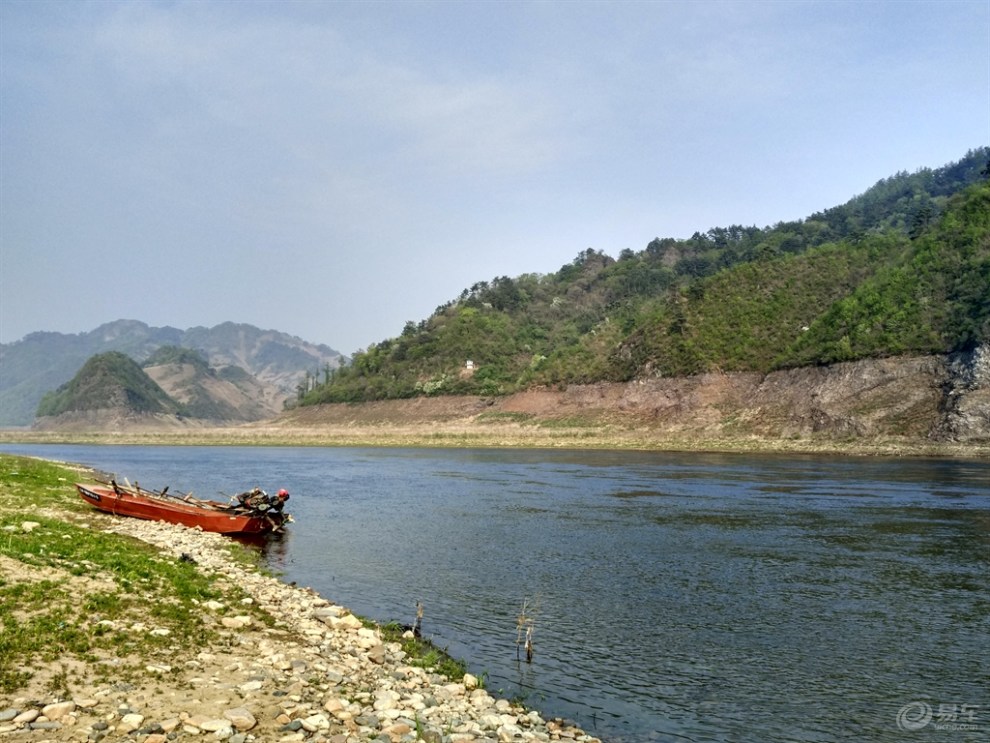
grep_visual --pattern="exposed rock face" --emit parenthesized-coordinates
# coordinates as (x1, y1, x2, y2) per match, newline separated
(282, 348, 990, 445)
(935, 344, 990, 441)
(529, 350, 988, 442)
(145, 361, 283, 421)
(742, 356, 945, 439)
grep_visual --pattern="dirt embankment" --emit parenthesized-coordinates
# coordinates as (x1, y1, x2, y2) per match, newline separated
(15, 348, 989, 457)
(273, 349, 989, 454)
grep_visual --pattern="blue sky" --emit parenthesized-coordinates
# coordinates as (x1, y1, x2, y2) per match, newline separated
(1, 0, 987, 356)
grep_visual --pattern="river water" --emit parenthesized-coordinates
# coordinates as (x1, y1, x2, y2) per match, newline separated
(1, 444, 987, 742)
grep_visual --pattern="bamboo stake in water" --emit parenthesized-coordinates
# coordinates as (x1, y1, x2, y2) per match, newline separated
(516, 597, 537, 663)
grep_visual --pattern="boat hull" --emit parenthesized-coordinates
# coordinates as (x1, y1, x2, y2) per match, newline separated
(76, 484, 286, 535)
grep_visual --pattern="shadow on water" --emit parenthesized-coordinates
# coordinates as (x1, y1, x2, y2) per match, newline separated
(230, 527, 291, 571)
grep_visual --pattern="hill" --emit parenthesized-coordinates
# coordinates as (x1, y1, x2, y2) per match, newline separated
(33, 346, 287, 430)
(298, 148, 989, 406)
(142, 346, 282, 422)
(34, 351, 179, 429)
(0, 321, 343, 426)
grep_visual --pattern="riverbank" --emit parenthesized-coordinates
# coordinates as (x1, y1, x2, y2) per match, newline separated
(20, 348, 990, 459)
(0, 454, 600, 743)
(1, 425, 987, 459)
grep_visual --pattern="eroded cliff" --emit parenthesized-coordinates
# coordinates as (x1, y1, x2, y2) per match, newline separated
(280, 346, 990, 447)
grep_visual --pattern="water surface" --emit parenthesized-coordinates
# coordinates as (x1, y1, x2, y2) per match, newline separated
(2, 444, 987, 742)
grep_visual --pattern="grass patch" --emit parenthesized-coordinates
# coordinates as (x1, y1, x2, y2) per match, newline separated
(0, 511, 222, 692)
(0, 453, 274, 694)
(2, 428, 986, 459)
(475, 411, 536, 424)
(535, 415, 601, 429)
(379, 621, 467, 681)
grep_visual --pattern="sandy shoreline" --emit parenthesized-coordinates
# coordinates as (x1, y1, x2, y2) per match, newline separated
(0, 457, 602, 743)
(2, 425, 987, 459)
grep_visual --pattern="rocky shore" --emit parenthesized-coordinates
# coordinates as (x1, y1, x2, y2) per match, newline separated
(0, 517, 600, 743)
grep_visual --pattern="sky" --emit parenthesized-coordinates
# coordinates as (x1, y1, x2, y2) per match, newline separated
(1, 1, 988, 356)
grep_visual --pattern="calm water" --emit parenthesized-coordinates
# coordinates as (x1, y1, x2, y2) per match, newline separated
(2, 444, 988, 742)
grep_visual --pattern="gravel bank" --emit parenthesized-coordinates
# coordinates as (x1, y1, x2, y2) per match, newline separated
(0, 517, 601, 743)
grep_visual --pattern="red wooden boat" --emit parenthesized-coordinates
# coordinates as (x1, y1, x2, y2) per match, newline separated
(75, 481, 290, 535)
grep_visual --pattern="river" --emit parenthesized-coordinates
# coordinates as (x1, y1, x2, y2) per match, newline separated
(1, 444, 987, 742)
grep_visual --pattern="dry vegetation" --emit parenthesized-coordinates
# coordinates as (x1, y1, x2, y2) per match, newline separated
(1, 422, 985, 459)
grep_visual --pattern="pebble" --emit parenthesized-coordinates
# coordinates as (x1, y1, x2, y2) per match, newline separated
(0, 517, 602, 743)
(12, 709, 39, 724)
(119, 712, 145, 732)
(223, 706, 257, 731)
(29, 720, 62, 731)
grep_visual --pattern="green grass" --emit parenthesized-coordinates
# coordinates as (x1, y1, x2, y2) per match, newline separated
(475, 411, 536, 424)
(0, 453, 272, 694)
(536, 415, 601, 429)
(378, 621, 467, 681)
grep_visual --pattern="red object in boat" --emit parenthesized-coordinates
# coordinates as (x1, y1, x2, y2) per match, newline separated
(75, 482, 289, 535)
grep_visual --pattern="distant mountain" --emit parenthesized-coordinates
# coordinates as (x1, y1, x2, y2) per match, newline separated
(35, 351, 179, 425)
(0, 321, 343, 426)
(142, 346, 281, 422)
(33, 346, 286, 430)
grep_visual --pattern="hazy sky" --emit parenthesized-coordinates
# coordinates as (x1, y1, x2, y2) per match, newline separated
(2, 1, 988, 356)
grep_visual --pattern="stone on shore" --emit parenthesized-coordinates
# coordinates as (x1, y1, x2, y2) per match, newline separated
(41, 701, 75, 720)
(12, 709, 39, 724)
(1, 515, 602, 743)
(118, 712, 145, 732)
(223, 706, 257, 731)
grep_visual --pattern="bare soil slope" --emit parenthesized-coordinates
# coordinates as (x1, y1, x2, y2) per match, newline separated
(145, 362, 283, 420)
(274, 350, 990, 451)
(20, 349, 989, 456)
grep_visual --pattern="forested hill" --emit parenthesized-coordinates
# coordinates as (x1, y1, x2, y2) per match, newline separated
(298, 148, 990, 406)
(36, 352, 179, 419)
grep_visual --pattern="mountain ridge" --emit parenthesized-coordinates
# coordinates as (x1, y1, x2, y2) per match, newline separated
(0, 321, 344, 426)
(32, 347, 286, 430)
(5, 149, 988, 437)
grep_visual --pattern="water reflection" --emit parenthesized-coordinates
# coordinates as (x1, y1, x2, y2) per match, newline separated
(231, 529, 291, 570)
